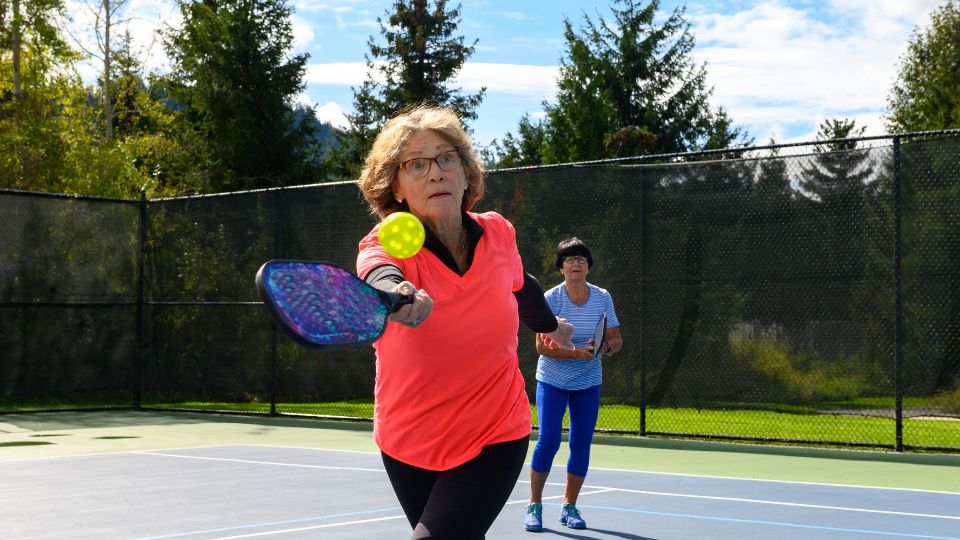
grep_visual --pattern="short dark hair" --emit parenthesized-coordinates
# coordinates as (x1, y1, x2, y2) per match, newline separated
(554, 237, 593, 269)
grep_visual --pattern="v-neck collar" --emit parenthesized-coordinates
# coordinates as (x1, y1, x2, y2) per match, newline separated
(421, 211, 485, 276)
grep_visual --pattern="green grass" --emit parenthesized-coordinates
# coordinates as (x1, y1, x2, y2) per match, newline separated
(5, 394, 957, 451)
(143, 398, 958, 450)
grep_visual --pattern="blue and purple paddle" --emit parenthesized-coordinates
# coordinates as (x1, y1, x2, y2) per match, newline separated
(255, 260, 412, 349)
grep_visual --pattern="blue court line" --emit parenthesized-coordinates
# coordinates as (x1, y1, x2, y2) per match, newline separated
(135, 506, 403, 540)
(542, 502, 960, 540)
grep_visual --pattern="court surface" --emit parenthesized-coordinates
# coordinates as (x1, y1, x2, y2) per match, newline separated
(2, 411, 959, 539)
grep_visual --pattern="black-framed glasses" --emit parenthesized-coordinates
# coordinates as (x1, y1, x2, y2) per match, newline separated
(563, 256, 588, 265)
(399, 149, 461, 178)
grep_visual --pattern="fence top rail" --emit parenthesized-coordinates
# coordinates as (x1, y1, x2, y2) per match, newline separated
(148, 179, 359, 202)
(488, 128, 960, 174)
(0, 187, 139, 204)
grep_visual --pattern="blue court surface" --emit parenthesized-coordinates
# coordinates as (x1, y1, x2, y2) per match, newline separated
(3, 443, 959, 539)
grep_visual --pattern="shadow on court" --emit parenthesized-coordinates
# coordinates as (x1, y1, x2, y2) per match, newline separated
(535, 527, 657, 539)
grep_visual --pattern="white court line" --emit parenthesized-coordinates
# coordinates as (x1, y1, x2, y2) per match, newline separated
(0, 443, 236, 463)
(199, 490, 616, 539)
(5, 443, 955, 499)
(236, 445, 960, 497)
(179, 484, 959, 540)
(205, 515, 406, 540)
(505, 488, 616, 506)
(11, 444, 958, 525)
(517, 481, 960, 522)
(132, 451, 385, 472)
(133, 446, 960, 499)
(238, 443, 379, 456)
(537, 462, 960, 497)
(4, 441, 958, 497)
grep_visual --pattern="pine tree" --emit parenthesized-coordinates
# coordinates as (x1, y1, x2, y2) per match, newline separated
(885, 2, 960, 390)
(489, 115, 546, 168)
(537, 0, 746, 164)
(799, 118, 870, 203)
(163, 0, 315, 191)
(332, 0, 484, 178)
(886, 0, 960, 132)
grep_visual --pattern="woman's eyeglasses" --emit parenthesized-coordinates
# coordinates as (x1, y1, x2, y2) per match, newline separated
(563, 256, 588, 265)
(399, 150, 461, 178)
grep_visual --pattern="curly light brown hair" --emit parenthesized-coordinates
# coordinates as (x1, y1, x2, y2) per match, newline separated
(358, 105, 485, 218)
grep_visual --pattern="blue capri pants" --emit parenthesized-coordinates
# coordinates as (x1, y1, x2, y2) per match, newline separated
(530, 381, 601, 477)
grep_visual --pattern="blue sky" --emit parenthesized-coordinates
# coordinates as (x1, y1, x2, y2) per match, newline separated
(68, 0, 947, 150)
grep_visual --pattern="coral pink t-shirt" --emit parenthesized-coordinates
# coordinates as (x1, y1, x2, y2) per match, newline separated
(356, 211, 532, 471)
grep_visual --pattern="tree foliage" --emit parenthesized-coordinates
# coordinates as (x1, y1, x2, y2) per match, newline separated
(886, 0, 960, 132)
(800, 118, 870, 202)
(492, 0, 749, 166)
(163, 0, 316, 191)
(0, 0, 84, 192)
(488, 114, 546, 168)
(332, 0, 483, 178)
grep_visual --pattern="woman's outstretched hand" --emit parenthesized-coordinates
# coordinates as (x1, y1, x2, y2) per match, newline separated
(387, 281, 433, 328)
(539, 317, 575, 350)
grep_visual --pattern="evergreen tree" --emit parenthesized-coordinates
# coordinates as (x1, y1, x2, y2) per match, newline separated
(489, 114, 545, 168)
(886, 0, 960, 132)
(795, 119, 874, 363)
(885, 1, 960, 390)
(332, 0, 484, 178)
(512, 0, 748, 165)
(95, 29, 142, 140)
(756, 139, 792, 195)
(163, 0, 315, 191)
(106, 31, 219, 196)
(799, 118, 870, 203)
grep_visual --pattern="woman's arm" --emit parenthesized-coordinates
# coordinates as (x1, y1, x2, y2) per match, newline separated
(534, 334, 596, 360)
(514, 272, 558, 332)
(515, 272, 574, 349)
(601, 326, 623, 356)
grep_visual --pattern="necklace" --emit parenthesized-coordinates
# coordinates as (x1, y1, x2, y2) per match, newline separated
(441, 228, 468, 273)
(454, 229, 469, 267)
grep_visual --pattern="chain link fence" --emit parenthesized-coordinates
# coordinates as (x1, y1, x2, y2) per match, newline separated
(2, 132, 959, 452)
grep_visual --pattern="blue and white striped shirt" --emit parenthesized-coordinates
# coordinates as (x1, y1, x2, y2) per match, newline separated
(536, 282, 620, 391)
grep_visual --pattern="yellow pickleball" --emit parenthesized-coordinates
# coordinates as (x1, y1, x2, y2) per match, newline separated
(378, 211, 426, 258)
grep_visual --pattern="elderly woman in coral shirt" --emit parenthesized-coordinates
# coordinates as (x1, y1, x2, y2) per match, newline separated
(356, 105, 574, 539)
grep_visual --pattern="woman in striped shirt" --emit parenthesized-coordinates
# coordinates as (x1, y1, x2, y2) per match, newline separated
(524, 237, 623, 532)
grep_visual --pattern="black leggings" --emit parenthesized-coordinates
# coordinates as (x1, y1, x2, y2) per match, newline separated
(381, 436, 529, 539)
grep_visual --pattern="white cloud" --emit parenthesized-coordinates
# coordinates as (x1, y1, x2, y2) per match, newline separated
(315, 101, 350, 128)
(291, 94, 348, 128)
(456, 63, 558, 97)
(306, 62, 373, 86)
(827, 0, 945, 27)
(291, 14, 316, 53)
(687, 1, 942, 138)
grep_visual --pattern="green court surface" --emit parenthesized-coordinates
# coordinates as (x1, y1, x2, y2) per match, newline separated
(1, 410, 958, 494)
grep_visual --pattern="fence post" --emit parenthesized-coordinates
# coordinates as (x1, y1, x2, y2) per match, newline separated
(269, 190, 281, 416)
(134, 187, 146, 409)
(892, 136, 903, 452)
(638, 167, 647, 436)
